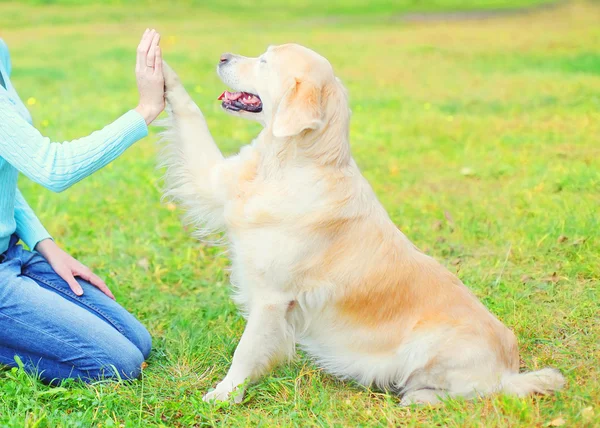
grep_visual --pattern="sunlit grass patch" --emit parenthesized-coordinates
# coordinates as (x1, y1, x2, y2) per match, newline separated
(0, 0, 598, 426)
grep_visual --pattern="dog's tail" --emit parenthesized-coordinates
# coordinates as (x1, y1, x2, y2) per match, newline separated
(500, 368, 565, 397)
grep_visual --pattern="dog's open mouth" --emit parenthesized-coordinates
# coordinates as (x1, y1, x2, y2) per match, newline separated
(218, 91, 263, 113)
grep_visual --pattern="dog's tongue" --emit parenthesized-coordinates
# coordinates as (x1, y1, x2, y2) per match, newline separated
(218, 91, 242, 101)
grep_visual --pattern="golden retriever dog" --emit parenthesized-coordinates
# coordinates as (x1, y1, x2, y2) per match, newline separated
(158, 44, 564, 405)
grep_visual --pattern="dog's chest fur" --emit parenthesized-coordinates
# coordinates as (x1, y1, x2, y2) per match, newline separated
(220, 143, 338, 310)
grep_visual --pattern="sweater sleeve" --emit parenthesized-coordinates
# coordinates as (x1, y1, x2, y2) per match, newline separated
(0, 39, 11, 76)
(0, 98, 148, 192)
(14, 188, 51, 250)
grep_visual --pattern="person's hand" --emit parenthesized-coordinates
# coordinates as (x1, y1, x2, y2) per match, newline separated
(134, 28, 165, 125)
(35, 239, 115, 300)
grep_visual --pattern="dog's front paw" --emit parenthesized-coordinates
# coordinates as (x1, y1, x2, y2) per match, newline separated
(202, 380, 245, 404)
(202, 388, 231, 403)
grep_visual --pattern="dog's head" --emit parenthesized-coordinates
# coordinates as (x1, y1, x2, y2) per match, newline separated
(217, 43, 343, 139)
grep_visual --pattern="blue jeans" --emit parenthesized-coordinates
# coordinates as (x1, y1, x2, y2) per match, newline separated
(0, 235, 151, 383)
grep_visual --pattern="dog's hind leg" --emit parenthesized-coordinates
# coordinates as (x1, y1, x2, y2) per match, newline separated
(203, 294, 296, 403)
(158, 61, 227, 236)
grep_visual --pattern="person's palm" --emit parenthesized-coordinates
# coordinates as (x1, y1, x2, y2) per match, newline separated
(134, 28, 165, 125)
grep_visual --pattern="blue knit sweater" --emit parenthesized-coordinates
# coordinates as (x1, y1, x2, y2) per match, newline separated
(0, 39, 148, 253)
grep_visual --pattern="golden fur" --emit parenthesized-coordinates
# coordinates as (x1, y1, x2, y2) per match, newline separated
(158, 43, 564, 405)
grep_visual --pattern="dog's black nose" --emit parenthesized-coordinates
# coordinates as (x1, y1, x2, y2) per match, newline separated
(219, 53, 232, 65)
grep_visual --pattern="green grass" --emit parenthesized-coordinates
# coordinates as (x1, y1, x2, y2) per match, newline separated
(1, 0, 599, 426)
(0, 0, 557, 28)
(3, 0, 556, 17)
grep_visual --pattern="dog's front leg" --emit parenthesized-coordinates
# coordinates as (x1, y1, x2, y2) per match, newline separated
(203, 296, 295, 403)
(159, 62, 227, 234)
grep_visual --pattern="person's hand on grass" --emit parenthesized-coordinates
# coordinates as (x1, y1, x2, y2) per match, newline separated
(134, 28, 165, 125)
(36, 239, 115, 300)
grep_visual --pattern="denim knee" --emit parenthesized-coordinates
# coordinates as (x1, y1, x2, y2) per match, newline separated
(128, 323, 152, 360)
(93, 341, 145, 381)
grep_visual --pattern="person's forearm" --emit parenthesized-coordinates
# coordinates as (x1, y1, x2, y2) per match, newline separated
(14, 189, 52, 250)
(0, 29, 163, 193)
(0, 99, 148, 192)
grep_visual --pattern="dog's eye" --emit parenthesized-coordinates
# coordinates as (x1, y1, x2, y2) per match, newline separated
(260, 58, 267, 64)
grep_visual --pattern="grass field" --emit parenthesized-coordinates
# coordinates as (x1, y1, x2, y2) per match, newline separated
(1, 0, 599, 426)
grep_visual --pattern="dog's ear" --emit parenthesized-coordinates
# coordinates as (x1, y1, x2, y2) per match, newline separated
(273, 78, 323, 138)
